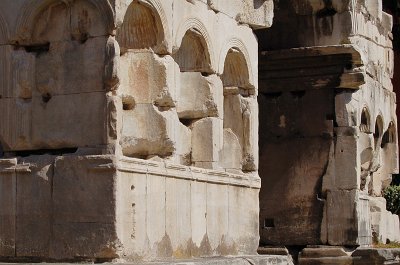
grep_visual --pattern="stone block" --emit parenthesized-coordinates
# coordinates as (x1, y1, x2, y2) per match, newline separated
(16, 155, 54, 257)
(121, 104, 191, 162)
(0, 98, 32, 151)
(334, 132, 360, 190)
(115, 171, 148, 259)
(228, 185, 259, 255)
(51, 222, 118, 260)
(192, 118, 223, 163)
(206, 183, 228, 254)
(386, 213, 400, 243)
(121, 104, 176, 158)
(119, 51, 178, 108)
(51, 155, 118, 260)
(0, 159, 17, 256)
(190, 180, 208, 255)
(31, 92, 107, 150)
(352, 248, 400, 265)
(325, 191, 356, 246)
(35, 37, 107, 96)
(177, 73, 223, 119)
(146, 174, 167, 258)
(335, 91, 358, 127)
(12, 49, 35, 99)
(299, 247, 353, 265)
(370, 197, 388, 244)
(220, 128, 242, 171)
(326, 190, 371, 246)
(208, 0, 274, 28)
(165, 177, 191, 258)
(53, 155, 116, 224)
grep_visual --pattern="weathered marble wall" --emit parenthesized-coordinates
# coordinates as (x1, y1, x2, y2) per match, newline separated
(0, 0, 273, 262)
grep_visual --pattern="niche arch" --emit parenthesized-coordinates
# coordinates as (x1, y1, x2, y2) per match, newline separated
(15, 0, 115, 43)
(360, 106, 371, 133)
(117, 0, 169, 54)
(174, 18, 215, 72)
(381, 121, 397, 148)
(219, 38, 254, 87)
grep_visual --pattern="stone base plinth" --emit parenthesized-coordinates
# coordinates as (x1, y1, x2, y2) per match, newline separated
(0, 155, 260, 262)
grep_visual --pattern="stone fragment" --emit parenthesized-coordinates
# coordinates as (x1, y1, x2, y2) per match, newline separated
(177, 73, 223, 119)
(119, 51, 178, 108)
(191, 117, 223, 163)
(219, 128, 242, 172)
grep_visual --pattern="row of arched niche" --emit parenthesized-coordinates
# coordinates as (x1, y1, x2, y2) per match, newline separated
(0, 0, 256, 172)
(359, 106, 397, 195)
(360, 107, 396, 149)
(0, 0, 255, 86)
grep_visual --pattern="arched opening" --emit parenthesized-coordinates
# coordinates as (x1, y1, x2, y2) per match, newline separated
(221, 48, 253, 95)
(173, 28, 218, 169)
(31, 0, 109, 44)
(360, 107, 371, 133)
(381, 122, 396, 148)
(173, 29, 212, 73)
(221, 47, 256, 172)
(3, 0, 113, 152)
(117, 1, 164, 53)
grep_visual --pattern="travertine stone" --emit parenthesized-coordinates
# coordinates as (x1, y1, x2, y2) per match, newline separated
(119, 51, 178, 108)
(206, 182, 229, 254)
(334, 129, 360, 190)
(299, 247, 353, 265)
(121, 104, 176, 158)
(16, 155, 54, 257)
(220, 129, 242, 173)
(192, 117, 223, 163)
(165, 177, 192, 258)
(208, 0, 274, 28)
(177, 73, 223, 119)
(51, 156, 118, 260)
(325, 190, 371, 246)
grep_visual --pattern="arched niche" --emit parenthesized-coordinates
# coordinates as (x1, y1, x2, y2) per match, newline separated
(221, 47, 254, 94)
(221, 46, 257, 172)
(360, 107, 371, 133)
(173, 28, 213, 73)
(117, 0, 166, 54)
(15, 0, 114, 44)
(381, 121, 396, 148)
(374, 115, 384, 149)
(219, 38, 254, 88)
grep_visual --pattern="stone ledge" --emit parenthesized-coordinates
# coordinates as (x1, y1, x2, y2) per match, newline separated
(118, 156, 261, 188)
(0, 255, 294, 265)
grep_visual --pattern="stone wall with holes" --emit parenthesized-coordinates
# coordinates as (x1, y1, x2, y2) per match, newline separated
(0, 0, 273, 262)
(257, 0, 400, 247)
